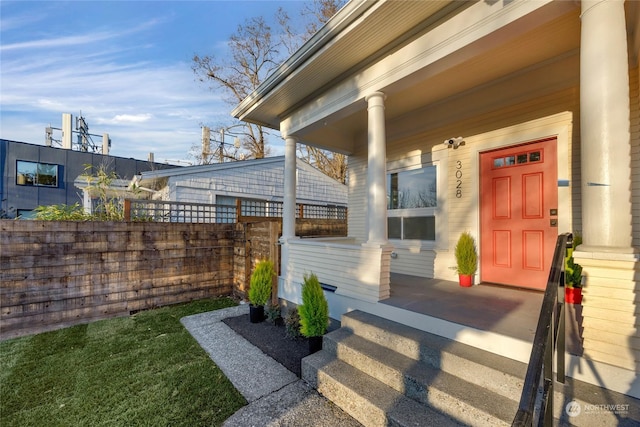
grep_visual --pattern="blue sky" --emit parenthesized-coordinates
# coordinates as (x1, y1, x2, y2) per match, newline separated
(0, 0, 309, 164)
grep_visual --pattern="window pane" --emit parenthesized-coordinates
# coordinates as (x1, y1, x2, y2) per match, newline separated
(493, 158, 504, 168)
(17, 209, 37, 219)
(388, 173, 399, 209)
(529, 151, 541, 162)
(505, 156, 515, 166)
(403, 216, 435, 240)
(36, 163, 58, 187)
(388, 217, 401, 239)
(17, 161, 37, 185)
(517, 154, 528, 164)
(387, 166, 437, 209)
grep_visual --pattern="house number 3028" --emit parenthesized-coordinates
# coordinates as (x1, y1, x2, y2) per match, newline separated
(455, 160, 462, 198)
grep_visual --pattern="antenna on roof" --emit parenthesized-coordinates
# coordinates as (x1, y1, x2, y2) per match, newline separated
(45, 113, 110, 154)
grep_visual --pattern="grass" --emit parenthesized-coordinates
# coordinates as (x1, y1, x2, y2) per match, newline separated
(0, 297, 247, 427)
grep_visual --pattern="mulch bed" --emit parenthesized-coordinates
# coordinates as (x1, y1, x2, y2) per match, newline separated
(222, 314, 310, 377)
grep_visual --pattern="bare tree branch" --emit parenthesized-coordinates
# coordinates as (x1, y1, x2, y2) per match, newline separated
(192, 0, 346, 172)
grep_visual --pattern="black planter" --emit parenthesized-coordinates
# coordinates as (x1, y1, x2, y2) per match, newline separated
(308, 336, 323, 354)
(249, 304, 264, 323)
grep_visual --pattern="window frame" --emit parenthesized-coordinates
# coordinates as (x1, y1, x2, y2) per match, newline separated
(16, 160, 59, 188)
(386, 161, 440, 246)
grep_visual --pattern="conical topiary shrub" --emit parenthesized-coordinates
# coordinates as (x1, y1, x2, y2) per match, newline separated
(455, 232, 477, 287)
(248, 259, 274, 322)
(298, 273, 329, 353)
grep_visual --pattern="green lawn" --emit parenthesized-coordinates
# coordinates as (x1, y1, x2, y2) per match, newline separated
(0, 298, 246, 427)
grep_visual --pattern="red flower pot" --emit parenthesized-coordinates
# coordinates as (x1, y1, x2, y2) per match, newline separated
(565, 287, 582, 304)
(458, 274, 474, 287)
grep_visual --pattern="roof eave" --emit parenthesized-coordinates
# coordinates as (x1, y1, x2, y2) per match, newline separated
(231, 0, 377, 124)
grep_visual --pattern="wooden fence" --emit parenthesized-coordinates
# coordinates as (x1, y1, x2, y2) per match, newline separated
(0, 217, 346, 340)
(0, 221, 239, 339)
(123, 198, 348, 223)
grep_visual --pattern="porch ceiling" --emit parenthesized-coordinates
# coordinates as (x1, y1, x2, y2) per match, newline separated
(299, 6, 582, 153)
(237, 0, 637, 154)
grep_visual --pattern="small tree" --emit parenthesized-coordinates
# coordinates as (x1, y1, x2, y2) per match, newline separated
(455, 232, 478, 276)
(82, 164, 124, 221)
(298, 273, 329, 338)
(248, 259, 275, 306)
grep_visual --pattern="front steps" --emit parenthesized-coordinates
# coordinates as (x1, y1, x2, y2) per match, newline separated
(301, 310, 639, 427)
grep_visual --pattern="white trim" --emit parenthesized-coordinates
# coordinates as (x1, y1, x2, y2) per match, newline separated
(466, 112, 573, 279)
(566, 354, 640, 399)
(387, 146, 448, 250)
(389, 239, 437, 251)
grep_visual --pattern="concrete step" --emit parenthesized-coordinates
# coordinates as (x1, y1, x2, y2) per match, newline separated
(321, 327, 517, 425)
(303, 310, 640, 427)
(302, 350, 466, 427)
(340, 310, 527, 399)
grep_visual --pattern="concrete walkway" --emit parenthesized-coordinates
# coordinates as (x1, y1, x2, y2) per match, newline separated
(181, 304, 362, 427)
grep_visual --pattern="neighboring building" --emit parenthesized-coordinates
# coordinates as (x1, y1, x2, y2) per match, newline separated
(129, 155, 347, 214)
(0, 139, 178, 218)
(233, 0, 639, 399)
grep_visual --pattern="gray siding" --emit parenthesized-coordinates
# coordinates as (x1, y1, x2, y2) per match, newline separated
(164, 157, 347, 207)
(0, 140, 178, 218)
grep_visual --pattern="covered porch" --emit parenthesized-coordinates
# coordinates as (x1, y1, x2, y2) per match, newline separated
(383, 273, 583, 357)
(238, 0, 638, 399)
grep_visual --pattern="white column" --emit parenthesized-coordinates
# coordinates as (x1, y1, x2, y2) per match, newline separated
(365, 92, 388, 246)
(580, 0, 633, 251)
(82, 189, 92, 215)
(281, 136, 297, 241)
(62, 113, 72, 150)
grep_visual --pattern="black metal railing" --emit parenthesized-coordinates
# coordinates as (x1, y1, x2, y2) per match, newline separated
(512, 233, 573, 427)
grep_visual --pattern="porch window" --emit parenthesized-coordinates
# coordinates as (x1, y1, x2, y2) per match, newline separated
(387, 165, 436, 241)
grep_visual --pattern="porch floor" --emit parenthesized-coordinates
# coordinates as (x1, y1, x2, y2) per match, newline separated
(382, 273, 583, 355)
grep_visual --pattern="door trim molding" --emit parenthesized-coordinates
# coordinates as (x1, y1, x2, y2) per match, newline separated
(467, 112, 573, 279)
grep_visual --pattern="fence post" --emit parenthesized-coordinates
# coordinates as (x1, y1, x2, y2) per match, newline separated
(298, 204, 304, 219)
(124, 199, 131, 221)
(236, 198, 242, 222)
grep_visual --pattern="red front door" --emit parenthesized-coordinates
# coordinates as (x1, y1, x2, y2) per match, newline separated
(480, 138, 558, 290)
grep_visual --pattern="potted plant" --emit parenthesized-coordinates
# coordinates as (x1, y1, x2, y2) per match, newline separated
(298, 272, 329, 353)
(565, 235, 583, 304)
(265, 301, 283, 326)
(455, 232, 477, 287)
(248, 259, 275, 323)
(284, 307, 302, 339)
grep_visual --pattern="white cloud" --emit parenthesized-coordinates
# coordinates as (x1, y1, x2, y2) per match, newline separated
(105, 114, 154, 124)
(0, 4, 288, 163)
(1, 43, 231, 162)
(0, 17, 164, 52)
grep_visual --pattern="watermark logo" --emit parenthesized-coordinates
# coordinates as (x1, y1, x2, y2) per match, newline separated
(565, 401, 581, 417)
(565, 400, 630, 418)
